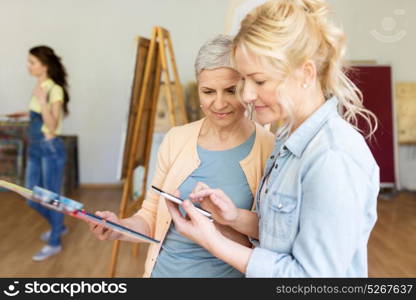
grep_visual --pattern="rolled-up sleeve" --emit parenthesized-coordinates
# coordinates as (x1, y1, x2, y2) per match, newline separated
(246, 149, 371, 277)
(247, 248, 291, 277)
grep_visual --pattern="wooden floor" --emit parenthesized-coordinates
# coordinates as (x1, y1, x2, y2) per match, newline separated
(0, 188, 415, 277)
(0, 188, 148, 277)
(368, 191, 416, 277)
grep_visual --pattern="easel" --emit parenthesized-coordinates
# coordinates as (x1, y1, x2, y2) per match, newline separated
(109, 27, 188, 277)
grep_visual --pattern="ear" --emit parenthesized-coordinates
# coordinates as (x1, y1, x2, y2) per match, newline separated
(300, 60, 317, 88)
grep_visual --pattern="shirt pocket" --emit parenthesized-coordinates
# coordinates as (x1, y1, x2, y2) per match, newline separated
(264, 192, 298, 240)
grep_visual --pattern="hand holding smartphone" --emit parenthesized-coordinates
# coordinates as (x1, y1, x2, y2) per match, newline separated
(151, 185, 213, 219)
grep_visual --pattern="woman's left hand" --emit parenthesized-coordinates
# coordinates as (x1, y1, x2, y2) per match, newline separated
(166, 191, 224, 252)
(33, 85, 48, 107)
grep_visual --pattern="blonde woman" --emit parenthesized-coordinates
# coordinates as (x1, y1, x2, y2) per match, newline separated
(167, 0, 379, 277)
(87, 35, 274, 277)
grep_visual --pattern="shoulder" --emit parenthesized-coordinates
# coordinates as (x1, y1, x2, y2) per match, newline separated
(166, 118, 202, 137)
(304, 115, 378, 178)
(160, 119, 203, 147)
(49, 80, 63, 93)
(49, 82, 64, 102)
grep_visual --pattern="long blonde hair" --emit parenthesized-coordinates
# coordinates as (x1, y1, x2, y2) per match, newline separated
(233, 0, 377, 138)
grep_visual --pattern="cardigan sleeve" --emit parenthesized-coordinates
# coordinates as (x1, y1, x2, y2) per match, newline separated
(133, 128, 176, 237)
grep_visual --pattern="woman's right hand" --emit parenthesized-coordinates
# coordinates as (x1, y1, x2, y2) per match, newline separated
(6, 111, 29, 119)
(87, 211, 123, 241)
(190, 183, 239, 226)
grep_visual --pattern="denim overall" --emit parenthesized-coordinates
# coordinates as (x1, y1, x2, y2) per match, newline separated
(25, 111, 67, 246)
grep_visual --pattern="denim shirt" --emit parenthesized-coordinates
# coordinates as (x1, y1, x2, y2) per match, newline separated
(246, 97, 379, 277)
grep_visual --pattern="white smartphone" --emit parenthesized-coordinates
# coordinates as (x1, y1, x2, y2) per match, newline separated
(151, 185, 213, 219)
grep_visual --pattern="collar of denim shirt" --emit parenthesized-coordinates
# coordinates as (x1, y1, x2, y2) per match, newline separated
(283, 96, 339, 158)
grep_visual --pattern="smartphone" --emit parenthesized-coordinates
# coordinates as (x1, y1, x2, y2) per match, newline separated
(151, 185, 212, 219)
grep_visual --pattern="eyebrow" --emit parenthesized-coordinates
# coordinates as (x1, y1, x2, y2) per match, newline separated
(200, 84, 236, 90)
(246, 72, 263, 77)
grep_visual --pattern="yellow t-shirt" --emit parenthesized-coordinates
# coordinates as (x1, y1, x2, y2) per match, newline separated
(28, 78, 64, 135)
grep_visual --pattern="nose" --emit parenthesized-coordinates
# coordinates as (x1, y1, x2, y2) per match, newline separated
(242, 82, 256, 104)
(212, 93, 228, 111)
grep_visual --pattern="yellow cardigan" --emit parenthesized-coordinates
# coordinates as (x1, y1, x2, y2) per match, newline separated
(135, 118, 275, 277)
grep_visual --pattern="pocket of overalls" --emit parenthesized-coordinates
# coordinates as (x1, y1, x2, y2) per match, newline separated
(42, 138, 57, 154)
(265, 193, 298, 240)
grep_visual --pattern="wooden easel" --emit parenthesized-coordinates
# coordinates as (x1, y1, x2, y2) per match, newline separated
(109, 26, 188, 277)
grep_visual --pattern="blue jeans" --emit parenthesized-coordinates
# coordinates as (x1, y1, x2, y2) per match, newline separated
(25, 137, 67, 246)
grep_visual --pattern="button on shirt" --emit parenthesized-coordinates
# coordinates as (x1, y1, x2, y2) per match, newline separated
(247, 97, 380, 277)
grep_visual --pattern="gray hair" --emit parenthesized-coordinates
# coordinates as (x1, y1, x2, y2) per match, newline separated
(194, 34, 234, 78)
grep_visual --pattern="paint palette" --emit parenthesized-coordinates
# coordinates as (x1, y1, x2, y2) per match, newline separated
(32, 186, 83, 213)
(0, 180, 160, 244)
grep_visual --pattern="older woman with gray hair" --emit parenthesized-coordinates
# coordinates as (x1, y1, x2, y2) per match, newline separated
(87, 35, 274, 277)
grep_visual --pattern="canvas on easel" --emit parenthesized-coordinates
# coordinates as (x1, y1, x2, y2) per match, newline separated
(119, 37, 152, 180)
(109, 26, 188, 277)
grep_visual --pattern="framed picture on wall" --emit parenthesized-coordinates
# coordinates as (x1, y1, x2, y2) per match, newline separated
(349, 65, 399, 189)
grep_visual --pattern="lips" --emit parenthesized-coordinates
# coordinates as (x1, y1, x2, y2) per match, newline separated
(254, 105, 268, 111)
(212, 111, 233, 119)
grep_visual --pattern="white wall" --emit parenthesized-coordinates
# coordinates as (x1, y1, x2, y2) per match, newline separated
(0, 0, 228, 184)
(326, 0, 414, 81)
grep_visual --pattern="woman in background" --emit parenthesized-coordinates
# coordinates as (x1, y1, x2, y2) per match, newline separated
(8, 46, 70, 261)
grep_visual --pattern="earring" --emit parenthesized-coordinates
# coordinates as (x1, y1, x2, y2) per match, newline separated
(248, 103, 254, 120)
(302, 83, 308, 89)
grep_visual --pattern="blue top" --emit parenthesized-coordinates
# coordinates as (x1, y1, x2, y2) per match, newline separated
(151, 132, 256, 277)
(246, 97, 380, 277)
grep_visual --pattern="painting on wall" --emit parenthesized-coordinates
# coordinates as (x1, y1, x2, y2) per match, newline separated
(396, 82, 416, 145)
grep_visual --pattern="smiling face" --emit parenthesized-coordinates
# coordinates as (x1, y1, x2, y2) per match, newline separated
(235, 45, 325, 130)
(198, 67, 246, 128)
(27, 54, 47, 78)
(234, 46, 289, 125)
